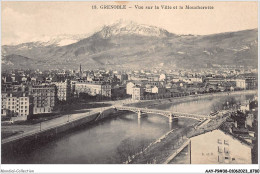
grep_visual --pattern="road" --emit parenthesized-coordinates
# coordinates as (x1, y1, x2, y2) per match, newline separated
(1, 106, 113, 144)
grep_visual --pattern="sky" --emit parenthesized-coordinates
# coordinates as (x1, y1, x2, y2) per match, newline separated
(1, 1, 258, 45)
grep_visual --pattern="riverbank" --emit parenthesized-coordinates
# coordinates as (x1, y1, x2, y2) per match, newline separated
(130, 112, 228, 164)
(125, 90, 257, 109)
(1, 107, 117, 146)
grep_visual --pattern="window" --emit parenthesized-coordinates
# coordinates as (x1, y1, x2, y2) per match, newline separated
(218, 139, 222, 144)
(218, 146, 222, 153)
(232, 158, 235, 161)
(224, 147, 229, 154)
(218, 156, 223, 163)
(224, 140, 229, 145)
(224, 156, 229, 163)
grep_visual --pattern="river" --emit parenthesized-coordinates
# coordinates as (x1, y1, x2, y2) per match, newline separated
(2, 92, 256, 164)
(148, 92, 255, 115)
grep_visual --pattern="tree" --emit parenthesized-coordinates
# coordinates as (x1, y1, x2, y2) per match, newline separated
(116, 138, 150, 163)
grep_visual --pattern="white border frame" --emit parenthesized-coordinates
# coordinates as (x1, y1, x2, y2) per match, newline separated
(0, 0, 259, 173)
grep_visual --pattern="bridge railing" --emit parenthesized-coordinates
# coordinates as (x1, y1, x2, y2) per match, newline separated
(115, 106, 210, 119)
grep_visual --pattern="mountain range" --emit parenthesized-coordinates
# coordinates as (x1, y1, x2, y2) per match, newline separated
(2, 20, 258, 70)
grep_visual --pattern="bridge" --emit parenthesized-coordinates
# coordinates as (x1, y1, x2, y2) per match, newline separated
(114, 106, 212, 122)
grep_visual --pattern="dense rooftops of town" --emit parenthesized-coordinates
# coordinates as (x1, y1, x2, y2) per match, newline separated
(76, 79, 110, 85)
(1, 65, 258, 97)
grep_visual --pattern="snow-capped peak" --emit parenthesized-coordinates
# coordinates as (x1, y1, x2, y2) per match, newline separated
(3, 34, 91, 47)
(41, 34, 90, 46)
(99, 20, 171, 38)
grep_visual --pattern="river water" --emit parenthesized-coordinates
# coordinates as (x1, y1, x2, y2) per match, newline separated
(2, 92, 255, 164)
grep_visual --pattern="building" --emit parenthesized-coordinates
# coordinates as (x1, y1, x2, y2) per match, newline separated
(245, 77, 257, 90)
(78, 64, 83, 77)
(132, 85, 145, 100)
(70, 80, 77, 97)
(29, 84, 56, 114)
(240, 103, 250, 112)
(75, 81, 111, 98)
(126, 81, 143, 95)
(151, 86, 166, 94)
(115, 74, 128, 84)
(147, 81, 164, 87)
(1, 92, 32, 118)
(159, 74, 166, 81)
(128, 75, 147, 81)
(147, 75, 159, 82)
(189, 77, 203, 83)
(205, 77, 232, 86)
(236, 79, 246, 89)
(52, 80, 71, 101)
(145, 84, 153, 93)
(190, 129, 252, 164)
(246, 113, 254, 128)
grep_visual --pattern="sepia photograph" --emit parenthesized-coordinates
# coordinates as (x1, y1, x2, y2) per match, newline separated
(0, 0, 258, 173)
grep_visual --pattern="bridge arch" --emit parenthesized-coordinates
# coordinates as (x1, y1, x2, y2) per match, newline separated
(114, 106, 210, 122)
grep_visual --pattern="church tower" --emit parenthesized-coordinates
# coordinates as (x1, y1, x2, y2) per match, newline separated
(79, 64, 82, 77)
(80, 64, 82, 74)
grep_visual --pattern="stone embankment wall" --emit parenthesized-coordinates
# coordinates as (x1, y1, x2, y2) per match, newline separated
(1, 108, 118, 156)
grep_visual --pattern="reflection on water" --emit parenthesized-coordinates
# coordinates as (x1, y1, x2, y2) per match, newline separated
(3, 93, 255, 164)
(4, 113, 196, 164)
(156, 94, 254, 115)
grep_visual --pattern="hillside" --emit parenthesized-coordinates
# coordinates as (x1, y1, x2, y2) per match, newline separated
(2, 21, 258, 70)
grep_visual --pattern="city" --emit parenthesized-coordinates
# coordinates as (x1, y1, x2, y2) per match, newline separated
(1, 64, 258, 164)
(1, 1, 258, 171)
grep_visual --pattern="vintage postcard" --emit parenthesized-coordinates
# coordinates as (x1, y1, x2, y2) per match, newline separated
(1, 1, 258, 173)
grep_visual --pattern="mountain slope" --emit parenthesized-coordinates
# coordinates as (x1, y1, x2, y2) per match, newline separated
(2, 21, 258, 70)
(2, 54, 40, 69)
